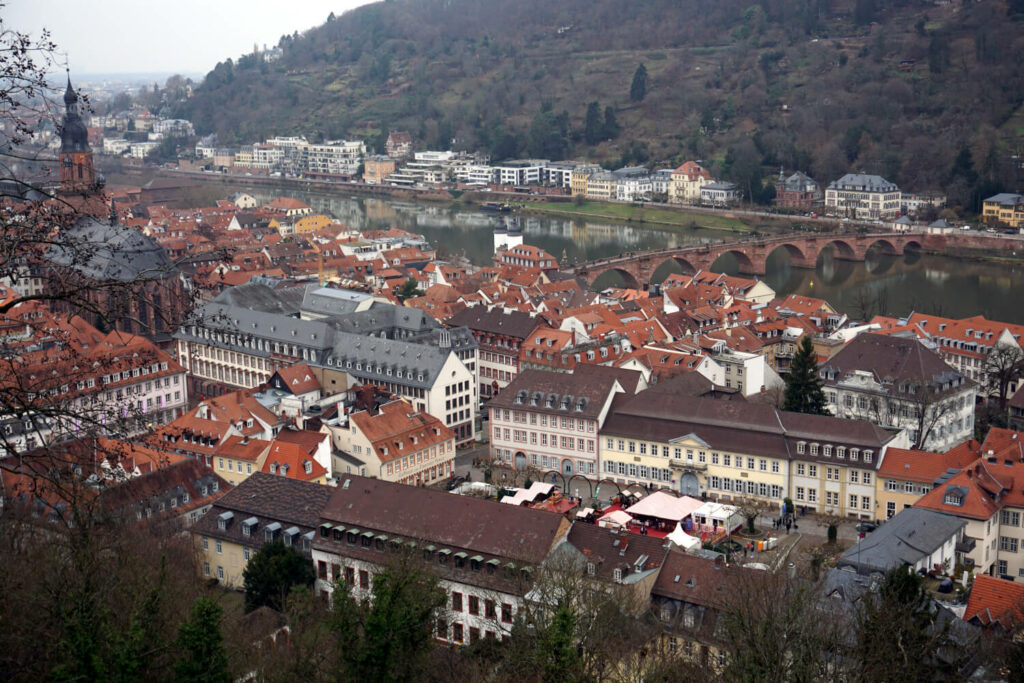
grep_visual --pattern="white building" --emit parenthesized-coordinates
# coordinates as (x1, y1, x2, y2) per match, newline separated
(129, 141, 159, 159)
(303, 140, 366, 177)
(700, 181, 742, 207)
(821, 333, 975, 452)
(824, 173, 901, 220)
(493, 160, 547, 186)
(103, 138, 130, 155)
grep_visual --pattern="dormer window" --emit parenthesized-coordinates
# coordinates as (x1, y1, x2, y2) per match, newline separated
(613, 567, 623, 583)
(796, 441, 806, 455)
(943, 493, 963, 506)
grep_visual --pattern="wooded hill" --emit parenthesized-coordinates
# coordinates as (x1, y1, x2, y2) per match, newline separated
(178, 0, 1024, 210)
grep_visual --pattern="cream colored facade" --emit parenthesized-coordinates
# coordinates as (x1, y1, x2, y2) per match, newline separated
(877, 473, 932, 520)
(214, 444, 271, 486)
(198, 534, 249, 588)
(598, 429, 897, 518)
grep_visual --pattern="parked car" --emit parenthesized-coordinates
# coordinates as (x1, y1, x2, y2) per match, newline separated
(855, 521, 877, 533)
(445, 475, 467, 491)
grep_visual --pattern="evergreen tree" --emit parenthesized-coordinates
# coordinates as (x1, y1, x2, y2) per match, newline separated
(602, 106, 620, 140)
(783, 336, 828, 415)
(243, 540, 316, 613)
(583, 101, 603, 145)
(536, 605, 583, 683)
(629, 63, 647, 102)
(174, 598, 230, 683)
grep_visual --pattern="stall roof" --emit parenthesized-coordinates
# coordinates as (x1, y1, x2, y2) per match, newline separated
(625, 491, 703, 521)
(597, 509, 634, 528)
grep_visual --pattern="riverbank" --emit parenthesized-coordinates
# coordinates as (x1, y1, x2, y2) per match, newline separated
(514, 200, 757, 233)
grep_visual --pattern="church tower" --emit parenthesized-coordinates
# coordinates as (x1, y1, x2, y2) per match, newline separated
(59, 74, 97, 194)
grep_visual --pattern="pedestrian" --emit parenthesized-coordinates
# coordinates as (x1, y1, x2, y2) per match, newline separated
(786, 521, 791, 534)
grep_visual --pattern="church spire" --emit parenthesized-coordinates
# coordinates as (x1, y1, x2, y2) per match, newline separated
(59, 71, 97, 195)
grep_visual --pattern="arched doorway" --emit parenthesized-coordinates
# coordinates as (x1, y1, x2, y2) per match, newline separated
(514, 451, 526, 469)
(562, 458, 574, 476)
(679, 472, 700, 496)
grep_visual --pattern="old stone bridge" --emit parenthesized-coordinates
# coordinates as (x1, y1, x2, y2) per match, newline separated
(567, 232, 927, 289)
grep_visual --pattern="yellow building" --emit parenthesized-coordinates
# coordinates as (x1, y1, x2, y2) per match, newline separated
(599, 384, 900, 518)
(571, 166, 600, 197)
(364, 156, 397, 185)
(212, 435, 271, 486)
(585, 172, 617, 201)
(193, 472, 332, 589)
(874, 445, 974, 520)
(982, 193, 1024, 228)
(294, 214, 334, 234)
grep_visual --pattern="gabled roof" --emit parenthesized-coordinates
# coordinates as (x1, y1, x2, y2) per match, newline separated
(272, 362, 321, 395)
(262, 441, 327, 481)
(964, 575, 1024, 629)
(837, 507, 966, 574)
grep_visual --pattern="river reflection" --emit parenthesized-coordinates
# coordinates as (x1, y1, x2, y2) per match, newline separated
(239, 187, 1024, 324)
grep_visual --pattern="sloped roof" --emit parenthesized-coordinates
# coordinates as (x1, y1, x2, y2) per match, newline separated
(964, 575, 1024, 629)
(838, 507, 965, 574)
(319, 475, 566, 565)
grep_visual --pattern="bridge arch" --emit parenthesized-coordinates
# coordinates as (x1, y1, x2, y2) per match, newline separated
(866, 238, 899, 256)
(818, 238, 858, 261)
(710, 249, 758, 274)
(651, 255, 699, 284)
(589, 268, 640, 292)
(765, 242, 811, 269)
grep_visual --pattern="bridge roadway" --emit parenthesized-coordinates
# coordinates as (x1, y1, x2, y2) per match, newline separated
(565, 231, 927, 289)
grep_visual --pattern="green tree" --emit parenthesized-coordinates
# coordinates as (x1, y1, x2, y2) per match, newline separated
(174, 597, 230, 683)
(331, 557, 445, 681)
(397, 277, 423, 299)
(783, 336, 828, 415)
(629, 63, 647, 102)
(583, 101, 602, 145)
(854, 568, 959, 681)
(243, 540, 316, 613)
(602, 106, 620, 140)
(535, 605, 583, 683)
(528, 103, 569, 160)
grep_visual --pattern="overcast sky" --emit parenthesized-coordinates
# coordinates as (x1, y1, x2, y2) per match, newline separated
(8, 0, 373, 76)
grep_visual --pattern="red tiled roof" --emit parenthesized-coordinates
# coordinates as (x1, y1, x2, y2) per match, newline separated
(964, 575, 1024, 629)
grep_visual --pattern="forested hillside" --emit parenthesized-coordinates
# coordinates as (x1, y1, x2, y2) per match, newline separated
(178, 0, 1024, 209)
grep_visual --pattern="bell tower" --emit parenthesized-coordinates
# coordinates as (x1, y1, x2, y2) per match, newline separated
(59, 73, 97, 194)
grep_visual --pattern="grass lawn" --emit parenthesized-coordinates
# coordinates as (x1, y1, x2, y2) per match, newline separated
(524, 200, 754, 232)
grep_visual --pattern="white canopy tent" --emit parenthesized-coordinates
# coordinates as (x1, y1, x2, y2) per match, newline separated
(596, 509, 634, 529)
(689, 501, 743, 533)
(666, 523, 702, 552)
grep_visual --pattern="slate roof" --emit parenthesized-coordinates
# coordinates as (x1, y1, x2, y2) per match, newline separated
(317, 475, 567, 566)
(323, 332, 456, 389)
(837, 507, 965, 575)
(213, 282, 306, 315)
(486, 365, 642, 419)
(822, 333, 972, 398)
(828, 173, 899, 192)
(984, 193, 1024, 207)
(446, 306, 541, 340)
(48, 216, 178, 282)
(562, 523, 668, 584)
(177, 303, 335, 358)
(300, 286, 373, 317)
(195, 471, 332, 532)
(602, 389, 896, 462)
(652, 550, 762, 606)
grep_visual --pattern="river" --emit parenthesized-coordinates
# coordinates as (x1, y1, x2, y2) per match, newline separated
(239, 187, 1024, 325)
